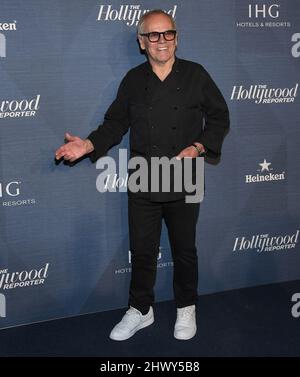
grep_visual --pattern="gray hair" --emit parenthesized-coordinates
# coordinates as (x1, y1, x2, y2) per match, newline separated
(137, 9, 176, 34)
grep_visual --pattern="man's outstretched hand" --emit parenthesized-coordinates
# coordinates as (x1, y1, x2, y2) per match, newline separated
(55, 132, 94, 162)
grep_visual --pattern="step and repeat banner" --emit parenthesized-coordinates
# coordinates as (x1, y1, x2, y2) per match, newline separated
(0, 0, 299, 329)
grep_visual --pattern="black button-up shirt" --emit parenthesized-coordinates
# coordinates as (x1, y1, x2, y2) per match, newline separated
(88, 57, 230, 201)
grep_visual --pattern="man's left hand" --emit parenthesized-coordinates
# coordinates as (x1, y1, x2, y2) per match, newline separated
(176, 143, 206, 160)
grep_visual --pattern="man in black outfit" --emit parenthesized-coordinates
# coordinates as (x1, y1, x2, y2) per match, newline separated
(55, 9, 229, 341)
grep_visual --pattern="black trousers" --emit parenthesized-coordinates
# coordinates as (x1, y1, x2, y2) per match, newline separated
(128, 195, 200, 314)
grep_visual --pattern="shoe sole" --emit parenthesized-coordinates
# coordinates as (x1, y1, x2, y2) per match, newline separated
(109, 316, 154, 341)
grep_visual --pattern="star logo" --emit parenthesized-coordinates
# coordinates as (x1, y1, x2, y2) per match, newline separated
(259, 159, 272, 172)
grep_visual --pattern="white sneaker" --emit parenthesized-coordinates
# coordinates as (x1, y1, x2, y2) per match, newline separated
(109, 306, 154, 341)
(174, 304, 197, 340)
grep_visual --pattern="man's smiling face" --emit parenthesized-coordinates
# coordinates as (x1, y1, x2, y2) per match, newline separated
(138, 13, 177, 67)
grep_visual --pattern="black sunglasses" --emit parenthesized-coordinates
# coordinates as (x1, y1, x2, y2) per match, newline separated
(139, 30, 177, 43)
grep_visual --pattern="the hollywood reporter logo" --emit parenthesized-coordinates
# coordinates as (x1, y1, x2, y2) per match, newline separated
(0, 95, 40, 119)
(0, 263, 49, 290)
(231, 84, 298, 104)
(97, 4, 177, 26)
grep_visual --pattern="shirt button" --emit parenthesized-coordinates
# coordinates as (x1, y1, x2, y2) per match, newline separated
(176, 87, 180, 90)
(152, 145, 157, 149)
(149, 106, 153, 110)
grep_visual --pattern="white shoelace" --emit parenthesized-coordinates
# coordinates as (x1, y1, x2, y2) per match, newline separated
(122, 307, 141, 326)
(178, 306, 195, 320)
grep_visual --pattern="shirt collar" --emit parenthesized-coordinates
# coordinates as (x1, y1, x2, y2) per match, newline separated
(145, 55, 180, 75)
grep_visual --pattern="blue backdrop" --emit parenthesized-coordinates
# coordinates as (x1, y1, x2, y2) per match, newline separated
(0, 0, 300, 329)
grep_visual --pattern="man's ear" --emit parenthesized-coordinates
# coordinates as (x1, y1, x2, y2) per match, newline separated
(138, 35, 146, 50)
(175, 34, 178, 47)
